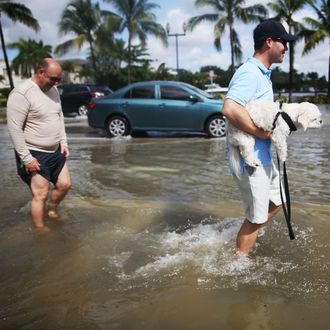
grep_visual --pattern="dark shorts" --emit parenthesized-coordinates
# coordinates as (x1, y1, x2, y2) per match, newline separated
(15, 148, 66, 187)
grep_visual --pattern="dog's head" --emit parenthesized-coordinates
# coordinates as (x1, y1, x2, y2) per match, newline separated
(296, 102, 322, 130)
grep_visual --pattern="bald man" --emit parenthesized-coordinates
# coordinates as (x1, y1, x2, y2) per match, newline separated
(7, 58, 71, 231)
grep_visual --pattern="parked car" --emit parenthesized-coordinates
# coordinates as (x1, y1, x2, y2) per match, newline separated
(87, 81, 225, 138)
(204, 83, 228, 95)
(57, 83, 113, 116)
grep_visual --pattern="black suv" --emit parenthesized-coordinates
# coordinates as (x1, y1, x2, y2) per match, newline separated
(57, 84, 113, 116)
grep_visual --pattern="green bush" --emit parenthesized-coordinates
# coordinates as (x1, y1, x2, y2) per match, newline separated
(0, 97, 7, 107)
(211, 93, 226, 100)
(274, 95, 289, 103)
(0, 87, 10, 98)
(298, 95, 329, 104)
(0, 112, 6, 122)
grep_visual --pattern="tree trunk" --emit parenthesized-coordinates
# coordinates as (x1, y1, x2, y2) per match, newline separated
(127, 34, 132, 84)
(89, 38, 97, 82)
(0, 17, 14, 90)
(289, 41, 294, 103)
(328, 39, 330, 102)
(229, 25, 235, 77)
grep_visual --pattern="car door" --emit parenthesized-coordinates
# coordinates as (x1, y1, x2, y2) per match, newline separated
(59, 85, 89, 114)
(58, 85, 75, 114)
(158, 85, 202, 129)
(69, 85, 91, 111)
(120, 85, 162, 129)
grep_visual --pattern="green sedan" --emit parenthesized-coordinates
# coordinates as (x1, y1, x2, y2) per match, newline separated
(87, 81, 226, 138)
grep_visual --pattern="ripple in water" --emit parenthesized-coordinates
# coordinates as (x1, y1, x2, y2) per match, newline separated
(101, 217, 328, 298)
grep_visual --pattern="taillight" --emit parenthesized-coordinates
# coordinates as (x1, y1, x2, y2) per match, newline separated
(88, 101, 96, 109)
(91, 92, 104, 98)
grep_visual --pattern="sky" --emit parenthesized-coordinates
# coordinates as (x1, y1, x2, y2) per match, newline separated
(1, 0, 328, 81)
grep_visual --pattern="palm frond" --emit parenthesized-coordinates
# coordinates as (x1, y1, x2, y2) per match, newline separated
(55, 36, 86, 55)
(0, 1, 40, 31)
(187, 14, 219, 31)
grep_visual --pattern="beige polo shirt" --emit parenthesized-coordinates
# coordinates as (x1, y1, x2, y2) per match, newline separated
(7, 79, 68, 164)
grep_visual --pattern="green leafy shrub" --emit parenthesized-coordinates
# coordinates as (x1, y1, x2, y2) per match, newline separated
(0, 97, 7, 107)
(211, 93, 226, 100)
(275, 95, 289, 103)
(298, 95, 329, 104)
(0, 88, 10, 98)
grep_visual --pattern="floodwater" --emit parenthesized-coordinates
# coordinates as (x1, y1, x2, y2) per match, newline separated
(0, 106, 329, 329)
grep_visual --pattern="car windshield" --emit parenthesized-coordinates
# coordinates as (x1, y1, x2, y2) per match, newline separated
(182, 82, 214, 99)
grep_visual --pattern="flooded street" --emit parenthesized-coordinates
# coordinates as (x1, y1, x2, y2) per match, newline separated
(0, 106, 329, 329)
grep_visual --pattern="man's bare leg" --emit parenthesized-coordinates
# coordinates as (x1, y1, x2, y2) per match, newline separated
(236, 202, 281, 255)
(48, 163, 71, 219)
(236, 220, 261, 256)
(30, 173, 50, 229)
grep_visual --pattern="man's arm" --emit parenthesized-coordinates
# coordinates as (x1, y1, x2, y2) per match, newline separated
(7, 91, 41, 171)
(7, 92, 34, 163)
(59, 110, 70, 157)
(222, 98, 271, 139)
(56, 87, 70, 157)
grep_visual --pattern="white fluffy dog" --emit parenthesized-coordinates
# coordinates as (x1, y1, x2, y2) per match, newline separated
(227, 99, 322, 177)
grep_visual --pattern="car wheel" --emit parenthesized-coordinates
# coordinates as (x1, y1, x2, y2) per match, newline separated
(106, 116, 130, 137)
(78, 104, 88, 116)
(206, 115, 226, 137)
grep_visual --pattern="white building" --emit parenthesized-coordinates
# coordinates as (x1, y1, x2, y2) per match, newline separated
(0, 58, 88, 88)
(0, 59, 25, 88)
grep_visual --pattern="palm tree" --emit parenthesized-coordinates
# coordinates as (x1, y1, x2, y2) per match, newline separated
(268, 0, 308, 101)
(92, 13, 123, 80)
(60, 60, 76, 83)
(56, 0, 116, 80)
(154, 62, 173, 80)
(300, 0, 330, 100)
(188, 0, 267, 76)
(8, 38, 52, 77)
(105, 0, 168, 83)
(95, 39, 126, 77)
(0, 0, 39, 89)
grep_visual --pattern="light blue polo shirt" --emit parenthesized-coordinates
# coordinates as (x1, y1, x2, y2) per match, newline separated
(226, 57, 273, 173)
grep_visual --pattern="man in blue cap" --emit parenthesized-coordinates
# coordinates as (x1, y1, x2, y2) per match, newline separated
(222, 19, 297, 255)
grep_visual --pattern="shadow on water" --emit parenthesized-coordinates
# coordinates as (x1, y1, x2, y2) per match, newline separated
(0, 106, 329, 329)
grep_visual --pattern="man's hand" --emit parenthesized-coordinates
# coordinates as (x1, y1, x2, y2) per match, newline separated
(25, 158, 40, 172)
(61, 144, 70, 157)
(255, 128, 272, 140)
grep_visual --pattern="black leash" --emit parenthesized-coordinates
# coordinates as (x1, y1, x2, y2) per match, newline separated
(272, 112, 297, 132)
(273, 109, 296, 239)
(277, 156, 295, 240)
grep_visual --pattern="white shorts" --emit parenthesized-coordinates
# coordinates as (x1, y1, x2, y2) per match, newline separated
(234, 161, 284, 224)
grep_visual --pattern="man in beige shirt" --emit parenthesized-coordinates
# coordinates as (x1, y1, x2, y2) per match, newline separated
(7, 58, 71, 231)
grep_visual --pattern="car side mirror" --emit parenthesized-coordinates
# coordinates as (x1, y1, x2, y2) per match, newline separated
(189, 95, 199, 103)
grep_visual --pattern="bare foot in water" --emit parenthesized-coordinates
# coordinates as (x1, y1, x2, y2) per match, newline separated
(35, 226, 51, 234)
(235, 250, 250, 258)
(47, 210, 62, 221)
(47, 201, 62, 220)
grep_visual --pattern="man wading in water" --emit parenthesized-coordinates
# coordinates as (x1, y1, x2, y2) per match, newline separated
(7, 58, 72, 232)
(222, 20, 297, 255)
